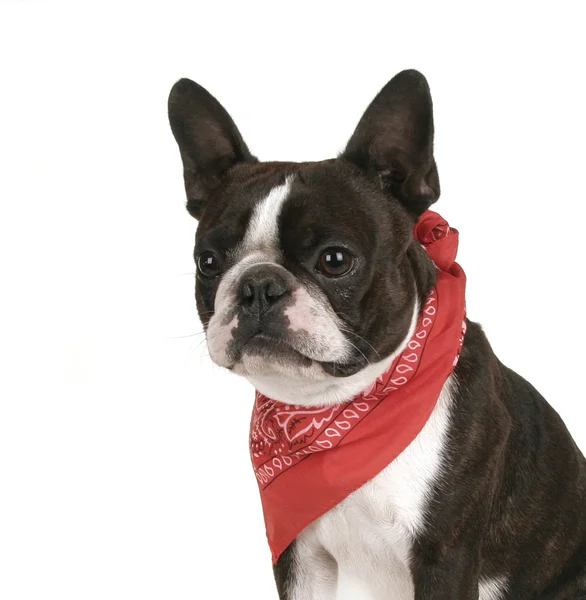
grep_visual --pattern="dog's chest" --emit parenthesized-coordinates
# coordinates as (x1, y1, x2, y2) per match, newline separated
(297, 378, 455, 599)
(305, 471, 419, 599)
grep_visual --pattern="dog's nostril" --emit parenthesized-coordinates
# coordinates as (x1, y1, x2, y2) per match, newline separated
(242, 282, 254, 299)
(266, 280, 286, 299)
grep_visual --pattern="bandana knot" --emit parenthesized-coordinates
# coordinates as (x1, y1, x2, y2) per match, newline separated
(414, 210, 459, 272)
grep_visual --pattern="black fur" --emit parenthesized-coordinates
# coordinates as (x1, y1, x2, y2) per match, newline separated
(168, 78, 257, 219)
(344, 69, 440, 217)
(407, 321, 586, 599)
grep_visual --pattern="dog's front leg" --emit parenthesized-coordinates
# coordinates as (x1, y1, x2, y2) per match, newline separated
(273, 540, 338, 600)
(411, 543, 480, 600)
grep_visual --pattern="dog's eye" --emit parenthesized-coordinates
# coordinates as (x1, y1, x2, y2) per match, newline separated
(316, 248, 354, 277)
(197, 251, 221, 278)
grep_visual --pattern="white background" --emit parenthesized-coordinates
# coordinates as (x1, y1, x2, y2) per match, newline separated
(1, 1, 584, 599)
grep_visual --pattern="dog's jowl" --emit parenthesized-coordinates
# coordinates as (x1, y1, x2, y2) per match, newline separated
(168, 71, 586, 599)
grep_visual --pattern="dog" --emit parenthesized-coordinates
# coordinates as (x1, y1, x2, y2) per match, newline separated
(168, 70, 586, 599)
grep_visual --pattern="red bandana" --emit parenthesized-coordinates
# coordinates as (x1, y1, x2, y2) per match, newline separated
(249, 210, 467, 564)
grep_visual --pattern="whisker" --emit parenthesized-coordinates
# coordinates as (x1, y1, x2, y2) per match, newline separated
(338, 325, 380, 359)
(342, 337, 371, 367)
(169, 331, 206, 339)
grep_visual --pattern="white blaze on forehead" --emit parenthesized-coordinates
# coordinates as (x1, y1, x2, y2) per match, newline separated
(207, 177, 295, 367)
(240, 176, 293, 256)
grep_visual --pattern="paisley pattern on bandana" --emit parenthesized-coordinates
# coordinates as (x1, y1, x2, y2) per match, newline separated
(250, 288, 466, 490)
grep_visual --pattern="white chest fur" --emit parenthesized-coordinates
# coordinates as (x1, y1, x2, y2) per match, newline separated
(288, 376, 506, 600)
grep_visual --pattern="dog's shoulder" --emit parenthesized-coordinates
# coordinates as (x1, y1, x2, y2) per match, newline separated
(430, 319, 586, 596)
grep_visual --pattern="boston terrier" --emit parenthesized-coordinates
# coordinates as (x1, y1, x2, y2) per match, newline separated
(168, 70, 586, 599)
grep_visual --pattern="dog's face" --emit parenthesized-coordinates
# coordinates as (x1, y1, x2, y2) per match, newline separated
(169, 71, 439, 405)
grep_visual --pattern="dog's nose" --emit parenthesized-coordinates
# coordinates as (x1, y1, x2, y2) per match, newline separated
(238, 265, 293, 317)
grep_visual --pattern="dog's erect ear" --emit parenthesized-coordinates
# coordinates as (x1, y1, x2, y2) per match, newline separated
(168, 79, 257, 219)
(342, 70, 439, 216)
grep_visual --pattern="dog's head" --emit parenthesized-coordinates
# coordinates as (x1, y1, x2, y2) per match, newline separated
(169, 70, 439, 406)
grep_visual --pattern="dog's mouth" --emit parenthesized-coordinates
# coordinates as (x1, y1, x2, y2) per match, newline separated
(229, 333, 365, 378)
(232, 334, 313, 367)
(320, 360, 365, 377)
